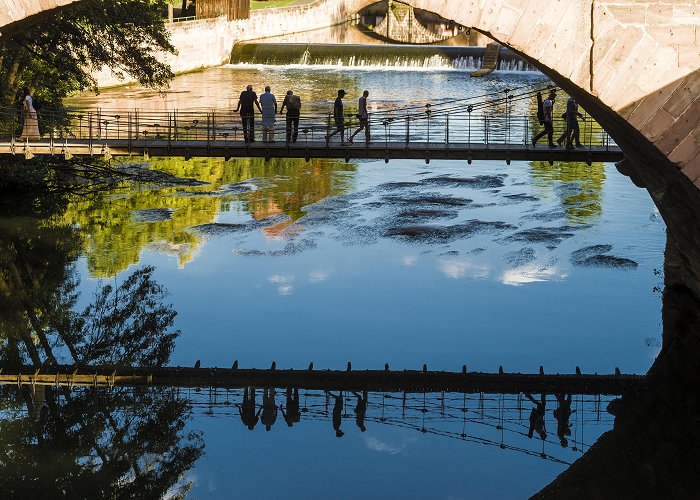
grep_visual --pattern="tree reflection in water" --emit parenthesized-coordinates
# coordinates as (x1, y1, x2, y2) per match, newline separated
(0, 194, 203, 498)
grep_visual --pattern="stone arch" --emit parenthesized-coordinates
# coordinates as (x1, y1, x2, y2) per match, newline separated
(0, 0, 80, 37)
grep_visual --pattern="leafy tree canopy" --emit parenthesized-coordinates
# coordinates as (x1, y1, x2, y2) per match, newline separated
(0, 0, 175, 104)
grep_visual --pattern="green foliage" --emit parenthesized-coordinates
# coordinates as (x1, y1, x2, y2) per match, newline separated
(0, 0, 175, 104)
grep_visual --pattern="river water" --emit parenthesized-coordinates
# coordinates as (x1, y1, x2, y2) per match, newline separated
(2, 65, 665, 498)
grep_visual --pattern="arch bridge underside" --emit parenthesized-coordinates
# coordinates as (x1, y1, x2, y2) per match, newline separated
(2, 2, 700, 496)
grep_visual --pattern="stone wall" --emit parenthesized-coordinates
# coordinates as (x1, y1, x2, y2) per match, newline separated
(94, 0, 353, 87)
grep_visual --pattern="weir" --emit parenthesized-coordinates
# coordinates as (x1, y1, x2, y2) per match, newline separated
(230, 42, 536, 71)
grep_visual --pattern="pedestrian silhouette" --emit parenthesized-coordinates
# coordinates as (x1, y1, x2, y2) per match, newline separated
(532, 90, 557, 148)
(281, 387, 301, 427)
(261, 387, 278, 431)
(553, 393, 575, 447)
(327, 391, 345, 438)
(20, 87, 40, 141)
(235, 84, 262, 143)
(238, 386, 259, 431)
(525, 393, 547, 440)
(557, 97, 585, 149)
(260, 86, 278, 143)
(350, 90, 370, 144)
(352, 390, 368, 432)
(280, 90, 301, 143)
(326, 89, 346, 145)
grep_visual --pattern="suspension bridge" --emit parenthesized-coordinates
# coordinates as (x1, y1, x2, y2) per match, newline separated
(3, 87, 624, 164)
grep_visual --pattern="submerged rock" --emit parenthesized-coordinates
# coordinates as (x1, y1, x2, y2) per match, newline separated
(502, 193, 539, 203)
(383, 194, 472, 207)
(386, 220, 514, 242)
(571, 245, 638, 269)
(420, 174, 506, 189)
(132, 208, 174, 222)
(501, 226, 577, 246)
(190, 214, 291, 236)
(396, 209, 459, 220)
(505, 247, 537, 266)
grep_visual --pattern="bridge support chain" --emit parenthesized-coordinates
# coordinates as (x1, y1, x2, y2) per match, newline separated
(0, 364, 645, 395)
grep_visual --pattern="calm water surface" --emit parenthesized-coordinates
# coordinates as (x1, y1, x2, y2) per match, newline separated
(3, 67, 666, 498)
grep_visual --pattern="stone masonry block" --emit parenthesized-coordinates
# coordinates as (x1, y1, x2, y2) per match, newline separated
(507, 3, 543, 49)
(647, 26, 696, 46)
(645, 4, 675, 26)
(606, 4, 648, 25)
(669, 134, 699, 165)
(679, 44, 700, 71)
(623, 79, 684, 129)
(636, 45, 684, 94)
(657, 95, 700, 153)
(673, 5, 700, 25)
(681, 155, 700, 184)
(640, 107, 675, 140)
(523, 22, 556, 63)
(663, 75, 700, 119)
(490, 5, 523, 41)
(597, 34, 658, 107)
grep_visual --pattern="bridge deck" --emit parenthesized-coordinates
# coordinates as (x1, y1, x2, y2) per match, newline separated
(4, 138, 624, 163)
(1, 364, 643, 394)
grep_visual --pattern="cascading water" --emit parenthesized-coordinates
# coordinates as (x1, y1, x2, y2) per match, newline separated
(229, 43, 538, 72)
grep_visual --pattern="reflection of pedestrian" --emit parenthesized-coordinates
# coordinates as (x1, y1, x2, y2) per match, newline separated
(281, 387, 301, 427)
(280, 90, 301, 143)
(325, 89, 346, 145)
(352, 390, 368, 432)
(327, 391, 344, 437)
(235, 85, 261, 143)
(261, 387, 278, 431)
(553, 393, 574, 447)
(238, 387, 259, 431)
(20, 88, 40, 140)
(350, 90, 370, 144)
(532, 90, 556, 148)
(557, 97, 585, 148)
(260, 86, 277, 143)
(525, 393, 547, 440)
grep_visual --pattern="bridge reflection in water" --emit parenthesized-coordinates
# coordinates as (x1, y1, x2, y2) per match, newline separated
(8, 375, 620, 466)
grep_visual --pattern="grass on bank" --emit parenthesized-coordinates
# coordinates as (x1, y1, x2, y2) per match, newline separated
(251, 0, 298, 10)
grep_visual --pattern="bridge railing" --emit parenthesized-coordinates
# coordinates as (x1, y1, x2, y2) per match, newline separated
(1, 103, 616, 153)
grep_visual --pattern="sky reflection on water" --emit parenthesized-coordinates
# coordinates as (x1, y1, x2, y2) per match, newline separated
(51, 68, 669, 498)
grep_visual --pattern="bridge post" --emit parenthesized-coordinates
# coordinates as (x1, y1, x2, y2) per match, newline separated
(445, 113, 449, 152)
(404, 113, 410, 148)
(167, 113, 172, 153)
(88, 112, 93, 156)
(127, 112, 132, 155)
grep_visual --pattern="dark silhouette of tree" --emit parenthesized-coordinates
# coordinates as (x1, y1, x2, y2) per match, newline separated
(0, 193, 204, 498)
(0, 0, 175, 104)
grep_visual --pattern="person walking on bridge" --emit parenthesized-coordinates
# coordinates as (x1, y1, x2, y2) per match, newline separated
(557, 96, 585, 149)
(260, 86, 278, 143)
(235, 84, 261, 143)
(20, 88, 40, 141)
(350, 90, 370, 145)
(280, 90, 301, 143)
(532, 90, 557, 148)
(326, 89, 346, 145)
